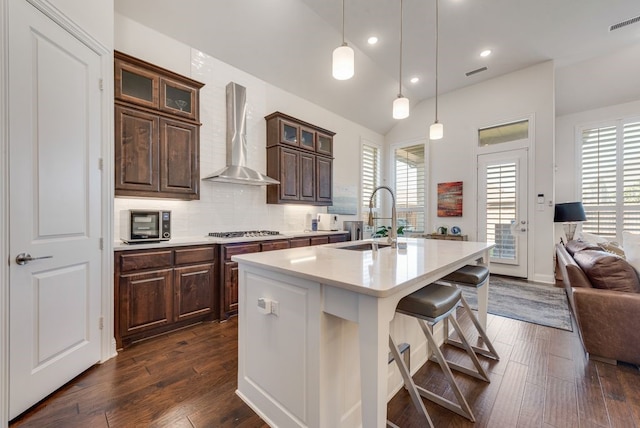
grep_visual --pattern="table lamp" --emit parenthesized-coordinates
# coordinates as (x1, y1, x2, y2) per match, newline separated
(554, 202, 587, 242)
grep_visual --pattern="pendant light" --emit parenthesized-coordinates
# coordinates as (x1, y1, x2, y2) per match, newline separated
(332, 0, 354, 80)
(429, 0, 443, 139)
(393, 0, 409, 119)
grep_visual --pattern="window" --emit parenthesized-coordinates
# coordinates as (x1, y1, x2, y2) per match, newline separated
(394, 143, 425, 233)
(580, 118, 640, 240)
(479, 120, 528, 147)
(361, 141, 381, 222)
(485, 162, 516, 260)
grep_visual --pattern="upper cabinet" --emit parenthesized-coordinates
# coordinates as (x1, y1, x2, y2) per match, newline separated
(265, 112, 335, 206)
(114, 51, 204, 200)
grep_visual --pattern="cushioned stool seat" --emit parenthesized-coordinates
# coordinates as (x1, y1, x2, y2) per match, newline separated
(388, 283, 489, 426)
(438, 264, 499, 360)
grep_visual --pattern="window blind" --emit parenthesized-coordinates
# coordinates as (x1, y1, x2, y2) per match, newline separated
(361, 143, 381, 221)
(394, 144, 425, 232)
(485, 162, 516, 260)
(580, 119, 640, 240)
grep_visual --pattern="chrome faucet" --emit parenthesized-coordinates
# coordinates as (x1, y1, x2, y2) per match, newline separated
(368, 185, 397, 248)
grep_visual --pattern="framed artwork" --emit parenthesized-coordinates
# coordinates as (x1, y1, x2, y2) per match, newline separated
(437, 181, 463, 217)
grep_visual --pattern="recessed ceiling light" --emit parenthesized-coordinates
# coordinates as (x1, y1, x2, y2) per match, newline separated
(367, 36, 378, 45)
(480, 49, 492, 57)
(410, 77, 419, 83)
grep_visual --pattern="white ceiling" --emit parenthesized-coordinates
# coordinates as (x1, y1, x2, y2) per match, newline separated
(114, 0, 640, 134)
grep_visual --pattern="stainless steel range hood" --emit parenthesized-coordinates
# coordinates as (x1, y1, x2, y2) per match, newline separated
(202, 82, 279, 186)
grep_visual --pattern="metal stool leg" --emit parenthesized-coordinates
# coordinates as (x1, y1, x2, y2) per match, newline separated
(443, 288, 500, 361)
(388, 335, 434, 428)
(415, 317, 476, 422)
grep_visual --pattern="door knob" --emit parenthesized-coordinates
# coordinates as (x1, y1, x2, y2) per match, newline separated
(15, 253, 53, 265)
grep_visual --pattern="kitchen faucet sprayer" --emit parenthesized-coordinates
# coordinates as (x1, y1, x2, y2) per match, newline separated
(368, 186, 397, 248)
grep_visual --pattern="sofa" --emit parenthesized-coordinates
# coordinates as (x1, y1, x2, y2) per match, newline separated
(555, 241, 640, 365)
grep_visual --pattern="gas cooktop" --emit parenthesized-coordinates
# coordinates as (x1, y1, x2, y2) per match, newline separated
(208, 230, 281, 239)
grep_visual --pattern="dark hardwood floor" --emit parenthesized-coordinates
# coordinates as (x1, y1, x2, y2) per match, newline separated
(10, 309, 640, 427)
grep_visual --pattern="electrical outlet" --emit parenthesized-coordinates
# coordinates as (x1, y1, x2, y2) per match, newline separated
(270, 300, 279, 316)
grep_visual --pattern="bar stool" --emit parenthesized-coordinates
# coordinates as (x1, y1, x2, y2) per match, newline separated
(438, 265, 500, 361)
(388, 283, 489, 425)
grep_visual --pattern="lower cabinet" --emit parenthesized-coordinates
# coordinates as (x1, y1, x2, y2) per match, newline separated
(115, 245, 217, 349)
(219, 234, 347, 320)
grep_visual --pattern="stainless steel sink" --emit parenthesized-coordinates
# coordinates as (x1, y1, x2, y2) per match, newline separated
(338, 242, 391, 251)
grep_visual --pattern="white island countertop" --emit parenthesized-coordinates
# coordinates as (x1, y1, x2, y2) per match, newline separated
(233, 237, 493, 298)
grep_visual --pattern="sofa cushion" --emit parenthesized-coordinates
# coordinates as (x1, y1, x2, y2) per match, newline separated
(573, 250, 640, 293)
(566, 240, 601, 256)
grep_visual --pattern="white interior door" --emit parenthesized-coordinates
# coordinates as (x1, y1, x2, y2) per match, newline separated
(8, 0, 102, 418)
(477, 149, 528, 278)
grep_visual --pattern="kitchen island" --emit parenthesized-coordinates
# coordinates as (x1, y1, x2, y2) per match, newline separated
(233, 238, 493, 428)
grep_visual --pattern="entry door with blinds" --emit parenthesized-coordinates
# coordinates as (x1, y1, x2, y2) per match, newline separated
(477, 149, 528, 277)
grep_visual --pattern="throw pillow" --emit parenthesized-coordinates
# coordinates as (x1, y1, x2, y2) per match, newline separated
(623, 231, 640, 275)
(601, 241, 626, 258)
(573, 249, 640, 293)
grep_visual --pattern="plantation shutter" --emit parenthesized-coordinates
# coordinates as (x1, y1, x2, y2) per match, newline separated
(580, 119, 640, 240)
(623, 122, 640, 233)
(485, 163, 516, 260)
(581, 126, 617, 236)
(362, 143, 381, 222)
(394, 144, 425, 232)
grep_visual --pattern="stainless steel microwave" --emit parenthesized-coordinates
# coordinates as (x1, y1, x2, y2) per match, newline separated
(121, 210, 171, 244)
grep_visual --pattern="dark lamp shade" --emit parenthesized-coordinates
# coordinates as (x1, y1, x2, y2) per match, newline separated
(554, 202, 587, 223)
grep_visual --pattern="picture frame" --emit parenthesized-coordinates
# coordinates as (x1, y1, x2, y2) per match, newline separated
(437, 181, 463, 217)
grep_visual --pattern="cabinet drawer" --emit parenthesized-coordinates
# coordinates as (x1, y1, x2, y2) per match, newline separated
(329, 234, 347, 243)
(119, 250, 173, 273)
(310, 236, 329, 246)
(261, 240, 291, 252)
(290, 237, 311, 248)
(224, 243, 261, 261)
(174, 246, 215, 265)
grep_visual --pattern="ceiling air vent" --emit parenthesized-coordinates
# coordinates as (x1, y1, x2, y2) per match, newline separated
(465, 67, 487, 77)
(610, 15, 640, 31)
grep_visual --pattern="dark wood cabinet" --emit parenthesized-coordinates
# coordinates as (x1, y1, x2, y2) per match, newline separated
(265, 112, 335, 206)
(115, 245, 217, 349)
(220, 243, 261, 320)
(218, 234, 346, 320)
(115, 51, 203, 200)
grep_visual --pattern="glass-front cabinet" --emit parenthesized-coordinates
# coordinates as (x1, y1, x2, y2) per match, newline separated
(114, 51, 204, 200)
(115, 61, 159, 109)
(160, 78, 198, 121)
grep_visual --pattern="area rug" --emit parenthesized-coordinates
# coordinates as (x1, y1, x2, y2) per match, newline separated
(459, 275, 573, 331)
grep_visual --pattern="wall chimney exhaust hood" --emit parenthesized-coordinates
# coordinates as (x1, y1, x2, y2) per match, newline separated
(202, 82, 279, 186)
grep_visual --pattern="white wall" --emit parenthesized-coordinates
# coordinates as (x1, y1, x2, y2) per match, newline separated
(48, 0, 113, 47)
(113, 13, 383, 240)
(386, 62, 556, 283)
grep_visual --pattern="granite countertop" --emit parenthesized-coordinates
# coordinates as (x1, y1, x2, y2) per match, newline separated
(113, 230, 348, 251)
(232, 238, 494, 298)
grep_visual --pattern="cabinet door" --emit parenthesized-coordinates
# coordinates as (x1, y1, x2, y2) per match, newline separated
(316, 156, 333, 204)
(119, 269, 173, 337)
(159, 117, 199, 199)
(279, 147, 300, 201)
(160, 77, 199, 121)
(223, 261, 239, 319)
(279, 119, 299, 147)
(299, 126, 316, 151)
(115, 105, 160, 194)
(317, 132, 333, 156)
(174, 263, 215, 321)
(290, 237, 311, 248)
(300, 151, 316, 202)
(115, 58, 159, 109)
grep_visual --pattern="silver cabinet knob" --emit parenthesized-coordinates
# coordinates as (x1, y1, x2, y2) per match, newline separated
(15, 253, 53, 265)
